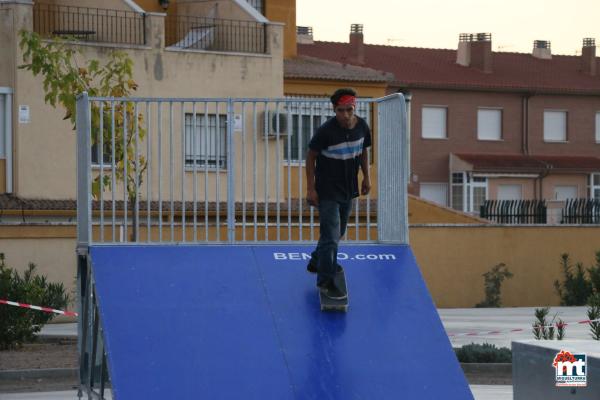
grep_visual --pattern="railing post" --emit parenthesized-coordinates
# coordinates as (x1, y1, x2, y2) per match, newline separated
(226, 99, 236, 243)
(76, 92, 92, 253)
(377, 93, 409, 244)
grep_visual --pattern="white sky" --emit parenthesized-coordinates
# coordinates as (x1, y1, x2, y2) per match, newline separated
(296, 0, 600, 55)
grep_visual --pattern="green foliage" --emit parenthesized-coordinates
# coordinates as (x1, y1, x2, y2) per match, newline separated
(475, 263, 513, 308)
(587, 293, 600, 341)
(454, 343, 512, 363)
(18, 31, 147, 213)
(588, 251, 600, 293)
(532, 307, 566, 340)
(554, 253, 595, 306)
(0, 253, 70, 350)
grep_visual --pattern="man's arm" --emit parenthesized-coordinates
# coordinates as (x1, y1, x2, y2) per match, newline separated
(306, 149, 319, 206)
(360, 148, 371, 195)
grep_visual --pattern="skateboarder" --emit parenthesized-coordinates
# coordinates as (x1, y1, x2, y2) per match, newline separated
(305, 88, 372, 300)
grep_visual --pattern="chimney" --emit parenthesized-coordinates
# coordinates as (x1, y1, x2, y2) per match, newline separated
(296, 26, 313, 45)
(581, 38, 597, 76)
(532, 40, 552, 59)
(349, 24, 365, 65)
(456, 33, 493, 73)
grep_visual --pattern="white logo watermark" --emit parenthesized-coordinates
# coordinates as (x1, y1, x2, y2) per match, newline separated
(273, 252, 396, 261)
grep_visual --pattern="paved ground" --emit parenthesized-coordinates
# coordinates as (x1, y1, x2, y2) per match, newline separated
(0, 386, 513, 399)
(6, 306, 593, 400)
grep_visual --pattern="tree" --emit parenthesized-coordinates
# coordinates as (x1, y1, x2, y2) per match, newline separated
(19, 31, 147, 240)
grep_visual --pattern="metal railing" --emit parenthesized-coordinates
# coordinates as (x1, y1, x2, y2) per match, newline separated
(76, 94, 408, 247)
(561, 198, 600, 224)
(165, 15, 266, 53)
(33, 2, 146, 46)
(480, 200, 547, 224)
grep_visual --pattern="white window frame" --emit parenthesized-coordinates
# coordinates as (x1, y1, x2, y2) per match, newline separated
(0, 87, 13, 193)
(469, 176, 488, 213)
(477, 108, 502, 141)
(543, 110, 568, 142)
(591, 173, 600, 199)
(450, 172, 488, 213)
(185, 113, 227, 170)
(595, 112, 600, 143)
(421, 106, 447, 139)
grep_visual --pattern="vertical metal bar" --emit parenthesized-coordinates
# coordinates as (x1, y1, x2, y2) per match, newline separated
(76, 92, 91, 248)
(216, 102, 221, 241)
(146, 102, 152, 243)
(181, 102, 186, 242)
(264, 102, 269, 240)
(286, 103, 292, 241)
(111, 101, 116, 242)
(242, 103, 247, 241)
(253, 102, 258, 242)
(204, 103, 209, 241)
(297, 101, 303, 241)
(275, 102, 281, 241)
(134, 102, 140, 243)
(227, 99, 235, 243)
(366, 144, 371, 241)
(122, 102, 128, 242)
(98, 101, 104, 242)
(158, 103, 163, 242)
(309, 102, 316, 241)
(169, 102, 174, 242)
(192, 102, 198, 242)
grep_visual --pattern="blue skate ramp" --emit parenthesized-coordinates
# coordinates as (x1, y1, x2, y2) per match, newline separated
(89, 245, 473, 400)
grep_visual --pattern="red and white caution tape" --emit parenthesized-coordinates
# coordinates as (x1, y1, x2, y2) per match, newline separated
(0, 299, 78, 317)
(447, 318, 600, 338)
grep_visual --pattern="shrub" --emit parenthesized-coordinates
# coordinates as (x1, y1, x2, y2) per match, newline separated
(454, 343, 512, 363)
(554, 253, 593, 306)
(587, 293, 600, 341)
(532, 307, 566, 340)
(0, 253, 70, 350)
(475, 263, 513, 308)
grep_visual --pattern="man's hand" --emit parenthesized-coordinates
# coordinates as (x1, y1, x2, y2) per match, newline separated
(361, 178, 371, 196)
(307, 188, 319, 207)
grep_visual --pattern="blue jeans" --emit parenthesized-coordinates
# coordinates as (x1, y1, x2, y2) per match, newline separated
(312, 199, 353, 286)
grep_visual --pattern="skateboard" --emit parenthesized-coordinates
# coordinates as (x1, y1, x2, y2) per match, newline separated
(319, 268, 349, 312)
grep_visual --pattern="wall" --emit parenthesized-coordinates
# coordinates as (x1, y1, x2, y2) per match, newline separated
(264, 0, 295, 59)
(3, 223, 598, 316)
(410, 225, 600, 308)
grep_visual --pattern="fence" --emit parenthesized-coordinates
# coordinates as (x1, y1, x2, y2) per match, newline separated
(480, 200, 547, 224)
(76, 94, 408, 247)
(33, 2, 146, 46)
(165, 16, 266, 53)
(561, 198, 600, 224)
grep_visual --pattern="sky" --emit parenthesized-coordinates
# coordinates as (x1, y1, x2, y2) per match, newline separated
(296, 0, 600, 55)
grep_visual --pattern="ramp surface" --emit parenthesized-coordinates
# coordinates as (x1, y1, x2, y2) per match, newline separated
(90, 245, 473, 400)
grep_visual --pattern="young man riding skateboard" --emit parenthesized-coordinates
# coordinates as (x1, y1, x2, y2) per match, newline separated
(305, 88, 372, 300)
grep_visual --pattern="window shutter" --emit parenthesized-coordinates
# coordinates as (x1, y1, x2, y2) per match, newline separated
(477, 109, 501, 140)
(422, 107, 447, 139)
(544, 111, 567, 142)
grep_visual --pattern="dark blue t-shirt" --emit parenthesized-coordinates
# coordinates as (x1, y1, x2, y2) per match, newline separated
(308, 116, 371, 201)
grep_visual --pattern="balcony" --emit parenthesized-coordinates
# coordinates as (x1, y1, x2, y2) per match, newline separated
(165, 15, 266, 54)
(33, 2, 146, 46)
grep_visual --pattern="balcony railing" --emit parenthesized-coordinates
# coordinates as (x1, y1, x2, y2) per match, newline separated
(561, 198, 600, 224)
(33, 2, 146, 46)
(165, 15, 266, 54)
(480, 200, 547, 224)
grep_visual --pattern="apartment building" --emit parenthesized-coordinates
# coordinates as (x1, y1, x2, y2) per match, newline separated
(298, 27, 600, 216)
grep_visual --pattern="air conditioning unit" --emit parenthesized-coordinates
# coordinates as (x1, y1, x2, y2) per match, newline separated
(258, 111, 290, 137)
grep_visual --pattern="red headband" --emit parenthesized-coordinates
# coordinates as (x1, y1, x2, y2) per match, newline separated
(337, 95, 356, 107)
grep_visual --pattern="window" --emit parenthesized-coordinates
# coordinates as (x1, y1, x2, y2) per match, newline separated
(590, 173, 600, 199)
(596, 113, 600, 143)
(554, 185, 577, 201)
(451, 173, 487, 212)
(284, 115, 323, 162)
(497, 184, 522, 200)
(246, 0, 264, 14)
(185, 114, 227, 168)
(544, 110, 567, 142)
(421, 106, 447, 139)
(477, 108, 502, 140)
(420, 183, 448, 206)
